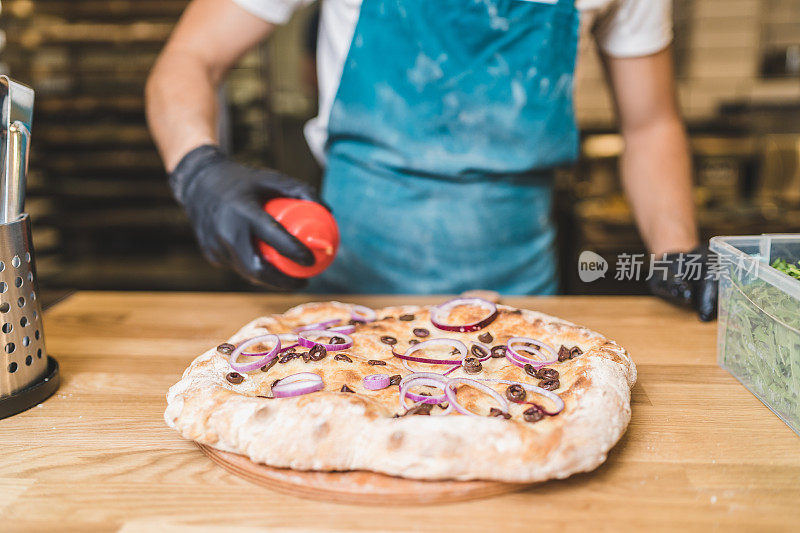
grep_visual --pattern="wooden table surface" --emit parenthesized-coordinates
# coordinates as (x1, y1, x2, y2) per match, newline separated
(1, 291, 798, 532)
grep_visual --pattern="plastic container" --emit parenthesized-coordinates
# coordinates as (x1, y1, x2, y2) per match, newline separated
(258, 198, 339, 278)
(710, 234, 800, 436)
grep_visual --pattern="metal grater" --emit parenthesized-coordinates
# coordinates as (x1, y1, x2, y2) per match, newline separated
(0, 76, 59, 418)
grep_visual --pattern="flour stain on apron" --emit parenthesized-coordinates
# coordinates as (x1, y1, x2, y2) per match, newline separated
(309, 0, 580, 294)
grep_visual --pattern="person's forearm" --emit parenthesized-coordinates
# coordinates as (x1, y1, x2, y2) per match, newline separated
(145, 0, 275, 172)
(620, 116, 698, 256)
(145, 50, 220, 173)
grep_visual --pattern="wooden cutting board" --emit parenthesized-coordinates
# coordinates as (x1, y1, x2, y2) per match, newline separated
(9, 292, 800, 531)
(198, 443, 530, 505)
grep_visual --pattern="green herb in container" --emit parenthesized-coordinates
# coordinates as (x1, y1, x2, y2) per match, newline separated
(710, 235, 800, 437)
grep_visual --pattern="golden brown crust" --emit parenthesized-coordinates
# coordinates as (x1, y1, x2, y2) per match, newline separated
(165, 301, 636, 482)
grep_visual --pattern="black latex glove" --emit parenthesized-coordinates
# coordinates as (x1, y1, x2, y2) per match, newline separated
(648, 244, 718, 321)
(169, 144, 323, 290)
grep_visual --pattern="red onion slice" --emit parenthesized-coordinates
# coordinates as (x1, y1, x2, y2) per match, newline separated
(399, 372, 450, 385)
(350, 305, 376, 323)
(297, 330, 354, 351)
(399, 372, 450, 403)
(400, 359, 422, 373)
(504, 336, 558, 368)
(398, 341, 487, 373)
(363, 373, 391, 390)
(275, 372, 322, 385)
(241, 351, 270, 357)
(278, 343, 300, 354)
(405, 391, 447, 404)
(392, 338, 467, 365)
(399, 358, 455, 374)
(328, 324, 356, 335)
(444, 377, 509, 417)
(430, 298, 498, 333)
(442, 364, 460, 376)
(243, 334, 298, 357)
(479, 379, 564, 415)
(272, 372, 324, 398)
(228, 334, 281, 373)
(399, 376, 452, 414)
(294, 319, 340, 333)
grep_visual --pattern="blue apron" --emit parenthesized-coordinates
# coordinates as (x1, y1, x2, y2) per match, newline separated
(308, 0, 579, 294)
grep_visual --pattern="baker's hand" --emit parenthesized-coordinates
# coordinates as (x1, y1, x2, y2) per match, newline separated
(169, 144, 321, 290)
(647, 244, 718, 322)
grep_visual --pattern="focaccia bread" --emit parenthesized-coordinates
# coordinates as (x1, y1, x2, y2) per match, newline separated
(165, 300, 636, 482)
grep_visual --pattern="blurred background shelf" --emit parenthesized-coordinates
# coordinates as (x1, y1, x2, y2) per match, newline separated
(1, 0, 283, 293)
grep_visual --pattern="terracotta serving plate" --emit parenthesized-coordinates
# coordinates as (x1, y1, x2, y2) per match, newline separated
(198, 443, 530, 505)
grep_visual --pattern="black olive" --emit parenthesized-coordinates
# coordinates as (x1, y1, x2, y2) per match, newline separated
(505, 384, 526, 402)
(558, 345, 571, 362)
(309, 344, 327, 361)
(462, 356, 482, 374)
(536, 367, 559, 380)
(403, 403, 432, 416)
(217, 343, 235, 355)
(279, 352, 298, 364)
(523, 406, 545, 423)
(226, 372, 244, 384)
(490, 345, 507, 358)
(538, 379, 560, 391)
(471, 344, 488, 358)
(489, 407, 511, 419)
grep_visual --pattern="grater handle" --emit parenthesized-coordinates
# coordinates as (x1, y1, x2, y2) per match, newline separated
(0, 76, 34, 224)
(3, 121, 30, 221)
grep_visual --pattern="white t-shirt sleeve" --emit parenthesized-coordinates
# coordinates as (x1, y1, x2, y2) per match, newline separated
(592, 0, 673, 58)
(232, 0, 315, 24)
